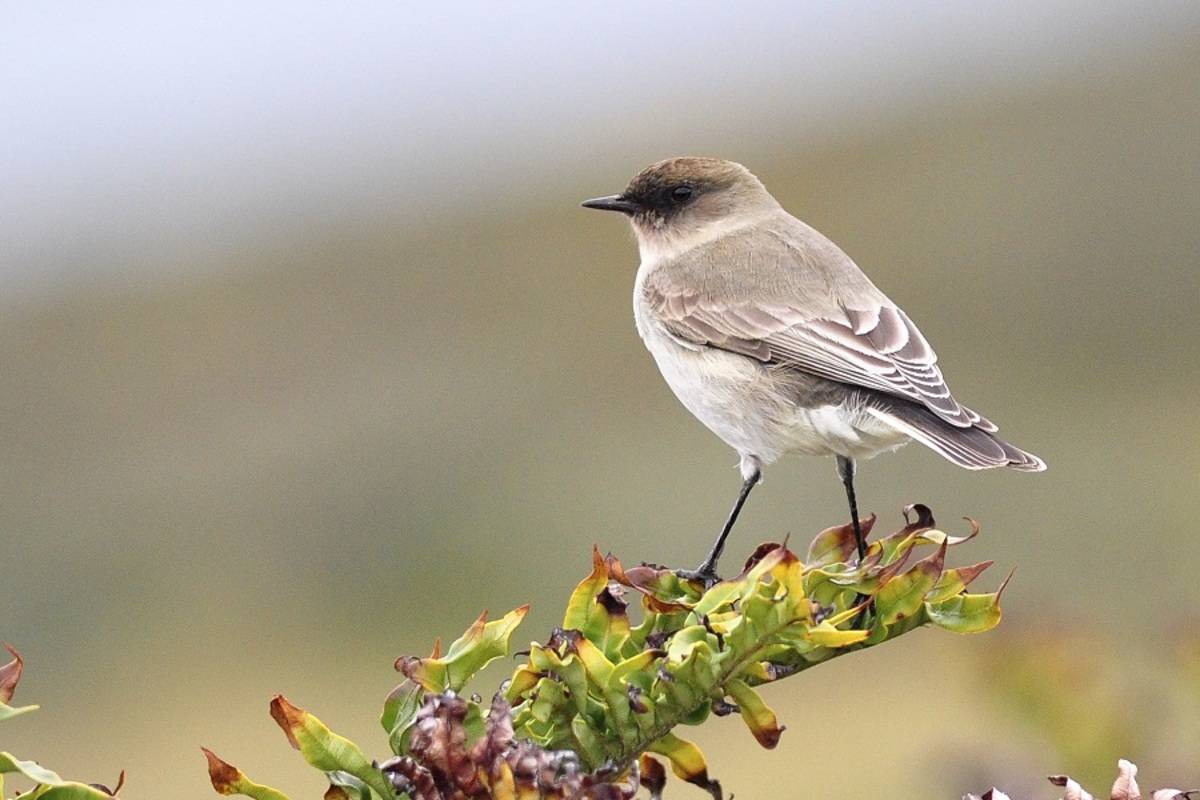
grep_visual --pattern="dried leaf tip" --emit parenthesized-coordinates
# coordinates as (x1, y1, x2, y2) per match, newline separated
(0, 642, 24, 703)
(902, 502, 935, 528)
(268, 694, 305, 749)
(996, 567, 1016, 600)
(203, 748, 243, 794)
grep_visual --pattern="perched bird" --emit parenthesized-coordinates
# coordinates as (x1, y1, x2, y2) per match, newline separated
(583, 157, 1044, 581)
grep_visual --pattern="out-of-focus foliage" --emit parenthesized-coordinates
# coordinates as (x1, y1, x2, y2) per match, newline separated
(967, 758, 1197, 800)
(206, 505, 1006, 798)
(968, 623, 1200, 790)
(0, 644, 125, 799)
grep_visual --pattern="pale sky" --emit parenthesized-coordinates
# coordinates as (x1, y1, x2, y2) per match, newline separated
(3, 1, 1197, 298)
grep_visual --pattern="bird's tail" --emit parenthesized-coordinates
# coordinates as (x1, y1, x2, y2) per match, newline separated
(867, 399, 1045, 472)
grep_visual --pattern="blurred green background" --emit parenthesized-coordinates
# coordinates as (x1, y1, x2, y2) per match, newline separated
(3, 2, 1199, 797)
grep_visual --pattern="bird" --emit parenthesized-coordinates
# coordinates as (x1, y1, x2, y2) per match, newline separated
(582, 157, 1044, 582)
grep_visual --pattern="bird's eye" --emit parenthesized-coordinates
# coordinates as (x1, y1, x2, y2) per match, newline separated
(670, 185, 693, 202)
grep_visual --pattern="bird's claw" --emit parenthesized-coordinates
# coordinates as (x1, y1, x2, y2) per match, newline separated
(674, 566, 722, 588)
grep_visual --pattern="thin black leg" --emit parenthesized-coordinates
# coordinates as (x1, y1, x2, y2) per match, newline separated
(836, 455, 866, 561)
(687, 470, 760, 581)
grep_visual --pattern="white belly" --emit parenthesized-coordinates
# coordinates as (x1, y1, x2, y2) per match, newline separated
(637, 317, 909, 466)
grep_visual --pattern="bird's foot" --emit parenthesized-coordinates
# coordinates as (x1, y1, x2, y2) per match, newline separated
(674, 565, 722, 589)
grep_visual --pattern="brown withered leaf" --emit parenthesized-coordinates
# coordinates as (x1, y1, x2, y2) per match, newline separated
(89, 769, 126, 796)
(960, 516, 982, 541)
(407, 691, 477, 792)
(956, 561, 993, 586)
(382, 756, 439, 800)
(203, 748, 289, 799)
(738, 541, 780, 572)
(203, 748, 242, 794)
(901, 503, 936, 531)
(639, 755, 667, 800)
(381, 690, 643, 799)
(469, 693, 515, 765)
(603, 551, 627, 574)
(597, 585, 627, 616)
(0, 642, 24, 703)
(268, 695, 304, 750)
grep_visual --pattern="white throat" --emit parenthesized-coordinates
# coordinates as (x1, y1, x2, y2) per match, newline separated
(634, 211, 770, 267)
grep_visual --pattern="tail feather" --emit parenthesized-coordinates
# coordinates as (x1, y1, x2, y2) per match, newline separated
(868, 400, 1045, 472)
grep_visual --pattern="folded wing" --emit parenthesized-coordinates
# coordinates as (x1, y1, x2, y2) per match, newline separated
(644, 281, 996, 432)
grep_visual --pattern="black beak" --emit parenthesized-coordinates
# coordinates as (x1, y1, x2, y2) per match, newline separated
(581, 194, 639, 214)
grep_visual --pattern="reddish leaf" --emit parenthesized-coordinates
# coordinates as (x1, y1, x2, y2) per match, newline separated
(203, 748, 290, 799)
(807, 516, 877, 566)
(203, 748, 242, 793)
(0, 642, 24, 703)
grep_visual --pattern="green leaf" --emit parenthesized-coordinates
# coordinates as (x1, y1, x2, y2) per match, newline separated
(499, 505, 1006, 794)
(563, 547, 631, 659)
(608, 649, 661, 688)
(691, 581, 742, 618)
(203, 748, 292, 800)
(864, 530, 920, 567)
(620, 565, 698, 613)
(567, 636, 614, 686)
(30, 786, 123, 799)
(269, 696, 392, 800)
(665, 625, 715, 664)
(0, 700, 39, 722)
(726, 679, 783, 749)
(0, 753, 67, 786)
(875, 540, 946, 625)
(926, 586, 1006, 633)
(569, 714, 606, 767)
(648, 733, 721, 796)
(0, 754, 118, 799)
(326, 771, 374, 800)
(379, 680, 423, 756)
(805, 621, 869, 648)
(732, 546, 788, 604)
(505, 664, 541, 700)
(398, 605, 529, 692)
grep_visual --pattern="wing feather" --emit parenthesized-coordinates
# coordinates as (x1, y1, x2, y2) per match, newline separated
(645, 284, 997, 432)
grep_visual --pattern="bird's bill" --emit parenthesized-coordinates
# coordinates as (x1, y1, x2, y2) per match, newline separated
(581, 194, 639, 214)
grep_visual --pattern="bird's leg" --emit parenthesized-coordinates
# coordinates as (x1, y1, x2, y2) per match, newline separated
(678, 468, 760, 585)
(836, 455, 873, 629)
(836, 455, 866, 561)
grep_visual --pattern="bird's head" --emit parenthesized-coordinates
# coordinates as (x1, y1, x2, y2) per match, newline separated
(582, 157, 779, 261)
